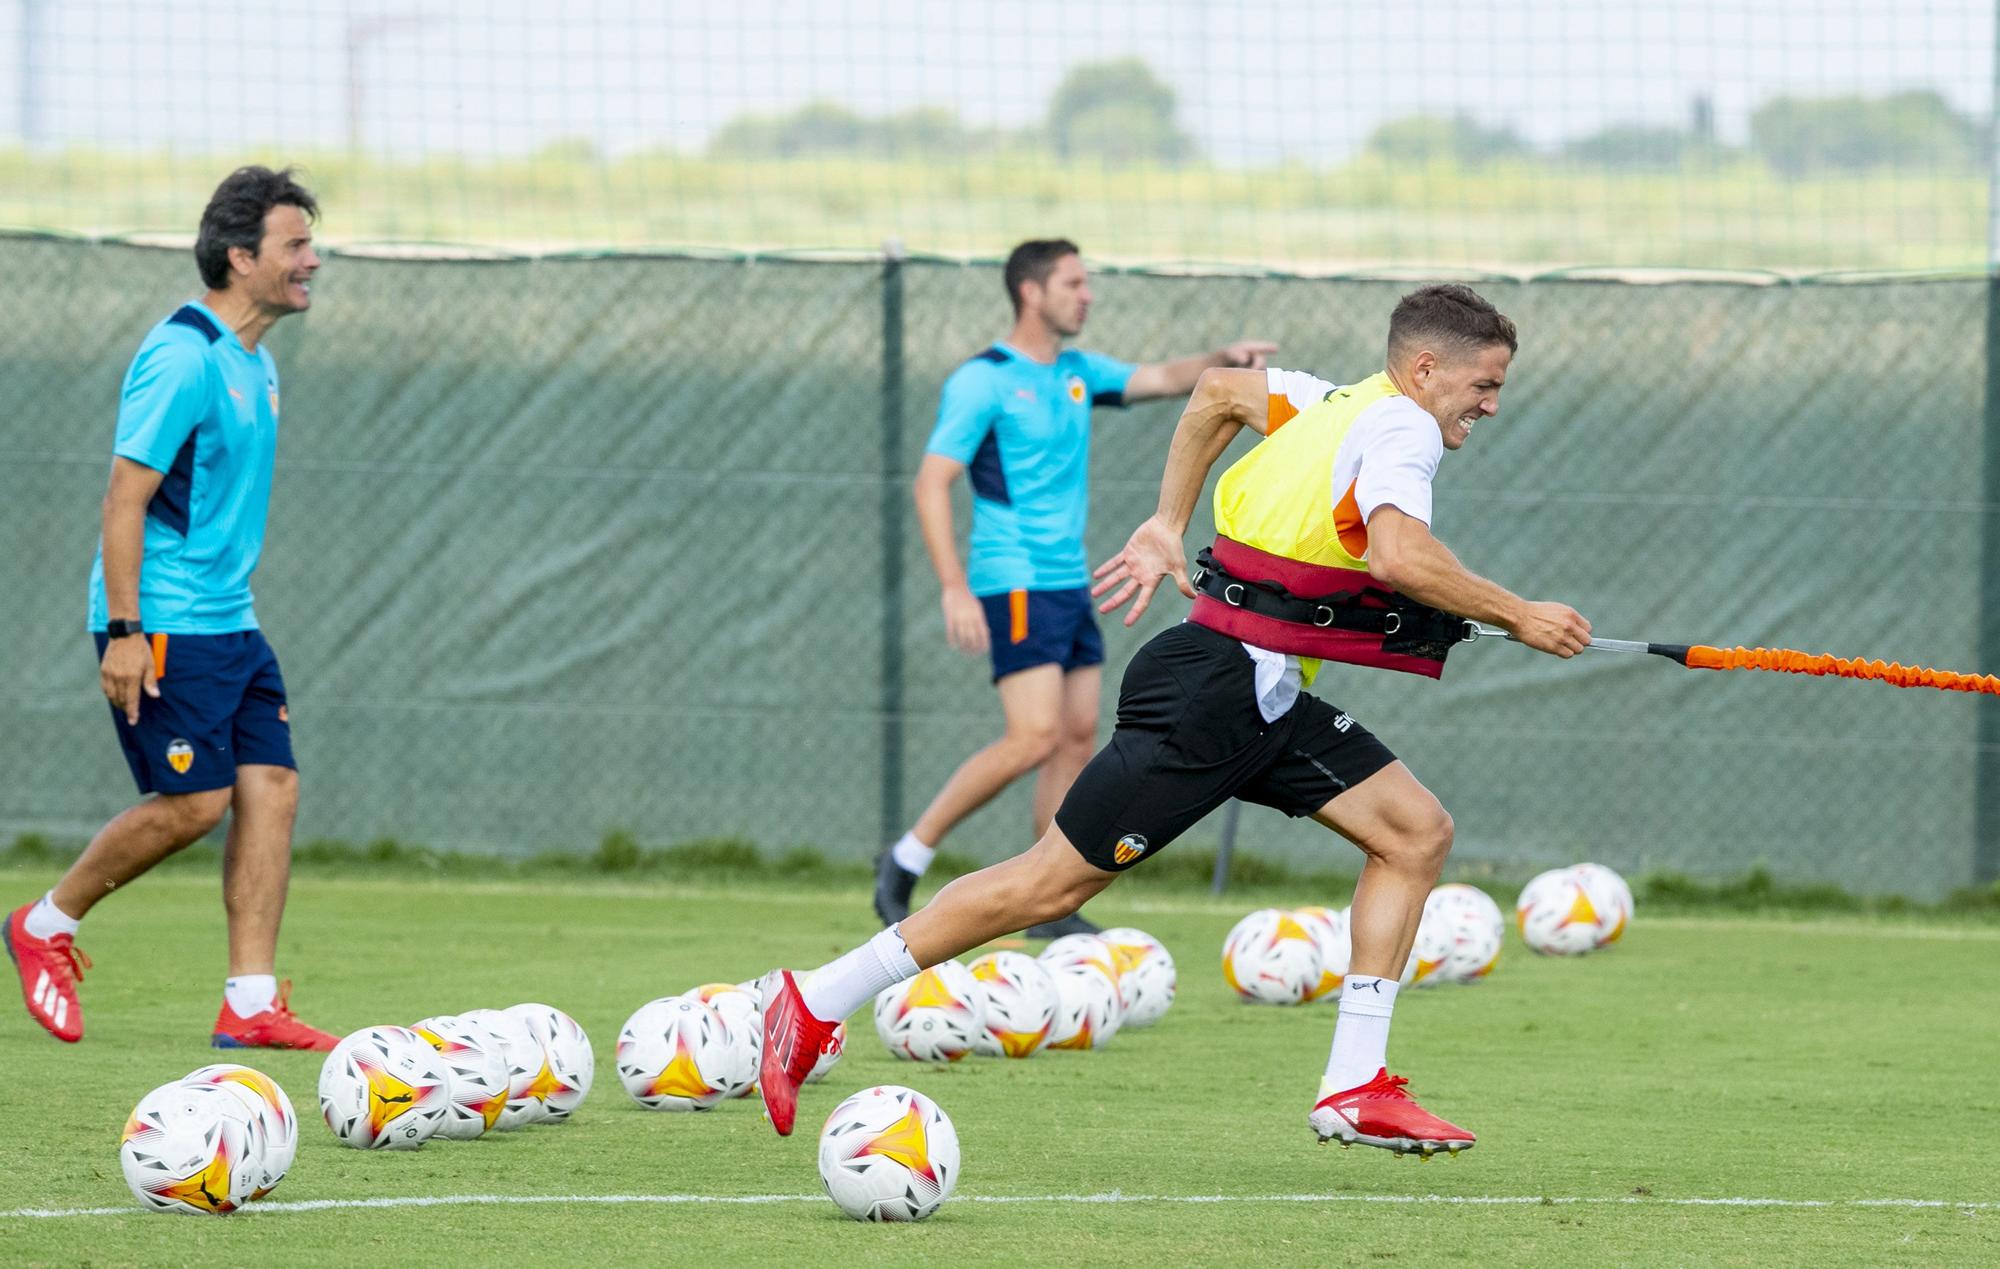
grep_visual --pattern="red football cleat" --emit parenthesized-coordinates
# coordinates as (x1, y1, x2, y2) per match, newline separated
(1308, 1068, 1476, 1156)
(211, 979, 339, 1051)
(755, 968, 840, 1137)
(4, 903, 89, 1043)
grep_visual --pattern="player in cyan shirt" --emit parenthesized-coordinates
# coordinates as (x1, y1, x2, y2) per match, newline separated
(4, 167, 342, 1051)
(874, 238, 1275, 936)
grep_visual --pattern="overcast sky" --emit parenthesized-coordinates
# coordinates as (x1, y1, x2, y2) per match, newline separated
(3, 0, 1993, 165)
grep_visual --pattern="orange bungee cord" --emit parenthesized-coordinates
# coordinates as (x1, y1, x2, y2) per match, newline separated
(1468, 627, 2000, 698)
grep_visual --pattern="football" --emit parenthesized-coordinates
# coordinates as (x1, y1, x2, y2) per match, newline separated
(179, 1063, 295, 1199)
(411, 1014, 513, 1139)
(1405, 903, 1456, 987)
(317, 1025, 451, 1150)
(966, 950, 1058, 1057)
(1222, 908, 1323, 1004)
(1423, 884, 1506, 982)
(817, 1085, 960, 1222)
(1044, 956, 1124, 1049)
(616, 995, 750, 1111)
(1517, 868, 1609, 956)
(874, 961, 986, 1062)
(1039, 932, 1117, 971)
(502, 1003, 594, 1122)
(690, 983, 763, 1098)
(120, 1080, 263, 1215)
(1292, 906, 1349, 1001)
(458, 1007, 547, 1130)
(1096, 927, 1177, 1028)
(1570, 862, 1634, 946)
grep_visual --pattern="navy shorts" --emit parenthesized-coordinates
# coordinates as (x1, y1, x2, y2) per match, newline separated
(93, 630, 296, 796)
(979, 587, 1106, 682)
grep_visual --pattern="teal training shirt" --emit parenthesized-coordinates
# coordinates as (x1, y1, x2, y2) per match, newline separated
(88, 301, 281, 634)
(924, 341, 1135, 595)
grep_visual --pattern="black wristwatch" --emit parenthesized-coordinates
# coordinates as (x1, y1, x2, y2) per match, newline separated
(105, 619, 144, 639)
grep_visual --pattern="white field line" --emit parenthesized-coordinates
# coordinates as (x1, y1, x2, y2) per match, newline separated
(6, 1191, 1997, 1220)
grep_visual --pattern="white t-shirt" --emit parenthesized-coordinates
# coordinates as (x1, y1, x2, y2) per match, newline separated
(1238, 368, 1444, 722)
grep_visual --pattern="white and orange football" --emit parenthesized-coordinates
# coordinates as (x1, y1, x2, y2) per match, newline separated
(873, 961, 986, 1062)
(817, 1085, 960, 1222)
(1516, 868, 1610, 956)
(1222, 908, 1323, 1004)
(121, 1080, 263, 1215)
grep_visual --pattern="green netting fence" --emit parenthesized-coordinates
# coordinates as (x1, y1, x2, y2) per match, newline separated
(1, 234, 1994, 897)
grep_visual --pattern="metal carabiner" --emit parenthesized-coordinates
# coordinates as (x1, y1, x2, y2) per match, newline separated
(1222, 582, 1246, 607)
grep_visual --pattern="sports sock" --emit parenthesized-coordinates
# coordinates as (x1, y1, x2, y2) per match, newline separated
(22, 892, 79, 940)
(224, 974, 278, 1018)
(889, 831, 935, 876)
(1321, 975, 1399, 1096)
(799, 925, 921, 1022)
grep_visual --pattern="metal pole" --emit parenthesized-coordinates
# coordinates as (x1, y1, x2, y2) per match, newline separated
(1978, 8, 2000, 886)
(1210, 799, 1242, 895)
(879, 239, 908, 848)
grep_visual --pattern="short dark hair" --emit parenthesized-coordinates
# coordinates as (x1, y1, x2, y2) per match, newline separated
(1003, 238, 1081, 314)
(194, 166, 319, 290)
(1387, 284, 1517, 364)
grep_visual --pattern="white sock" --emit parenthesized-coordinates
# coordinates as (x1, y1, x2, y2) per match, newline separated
(890, 831, 935, 876)
(799, 925, 921, 1022)
(23, 892, 79, 940)
(1321, 975, 1399, 1096)
(225, 974, 278, 1018)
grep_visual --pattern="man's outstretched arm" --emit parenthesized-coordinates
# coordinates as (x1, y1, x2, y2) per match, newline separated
(1366, 506, 1591, 658)
(1092, 367, 1271, 623)
(1122, 341, 1278, 402)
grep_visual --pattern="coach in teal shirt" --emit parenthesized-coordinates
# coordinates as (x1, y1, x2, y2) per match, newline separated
(873, 238, 1275, 937)
(87, 298, 279, 634)
(927, 341, 1134, 597)
(5, 166, 343, 1054)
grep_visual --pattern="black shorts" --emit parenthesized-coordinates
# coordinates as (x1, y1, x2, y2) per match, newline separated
(1054, 623, 1398, 872)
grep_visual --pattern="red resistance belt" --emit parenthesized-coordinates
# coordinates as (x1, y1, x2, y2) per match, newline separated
(1186, 536, 1475, 679)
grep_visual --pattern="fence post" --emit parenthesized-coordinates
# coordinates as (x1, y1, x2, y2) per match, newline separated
(880, 239, 908, 849)
(1210, 800, 1242, 895)
(1980, 27, 2000, 889)
(1980, 278, 2000, 886)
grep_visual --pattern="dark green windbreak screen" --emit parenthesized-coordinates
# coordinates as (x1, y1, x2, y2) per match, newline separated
(0, 236, 1985, 896)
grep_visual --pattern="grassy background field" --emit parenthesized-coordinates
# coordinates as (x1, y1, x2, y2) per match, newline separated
(2, 864, 1996, 1266)
(1, 148, 1982, 271)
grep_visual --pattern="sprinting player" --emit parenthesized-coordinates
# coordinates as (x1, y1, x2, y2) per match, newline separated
(767, 284, 1591, 1150)
(3, 167, 340, 1050)
(875, 237, 1276, 937)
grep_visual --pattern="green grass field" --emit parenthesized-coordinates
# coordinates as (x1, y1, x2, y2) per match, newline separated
(2, 866, 1996, 1266)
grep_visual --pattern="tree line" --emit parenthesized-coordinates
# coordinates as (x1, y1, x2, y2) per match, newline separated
(708, 59, 1988, 177)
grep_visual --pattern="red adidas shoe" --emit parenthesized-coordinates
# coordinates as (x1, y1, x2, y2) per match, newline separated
(211, 980, 339, 1051)
(1308, 1068, 1476, 1157)
(755, 969, 839, 1137)
(4, 903, 89, 1043)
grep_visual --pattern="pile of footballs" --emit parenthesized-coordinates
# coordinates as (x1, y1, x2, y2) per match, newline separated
(118, 1001, 593, 1214)
(1222, 865, 1633, 1004)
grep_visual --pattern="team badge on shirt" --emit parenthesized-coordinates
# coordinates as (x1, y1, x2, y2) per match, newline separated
(1066, 375, 1087, 403)
(166, 739, 195, 775)
(1113, 834, 1150, 865)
